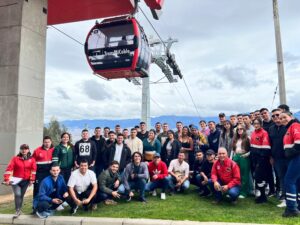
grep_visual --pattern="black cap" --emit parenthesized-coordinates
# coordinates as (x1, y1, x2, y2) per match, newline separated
(20, 144, 29, 150)
(219, 112, 225, 117)
(206, 149, 215, 155)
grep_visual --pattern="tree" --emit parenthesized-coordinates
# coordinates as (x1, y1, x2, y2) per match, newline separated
(44, 117, 69, 146)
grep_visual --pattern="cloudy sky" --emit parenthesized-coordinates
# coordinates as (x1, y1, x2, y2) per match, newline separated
(45, 0, 300, 122)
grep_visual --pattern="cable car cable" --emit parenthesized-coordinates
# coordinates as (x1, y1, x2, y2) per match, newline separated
(139, 5, 201, 118)
(271, 83, 278, 110)
(49, 25, 84, 46)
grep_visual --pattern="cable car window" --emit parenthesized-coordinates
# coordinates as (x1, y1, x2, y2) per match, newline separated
(86, 22, 136, 70)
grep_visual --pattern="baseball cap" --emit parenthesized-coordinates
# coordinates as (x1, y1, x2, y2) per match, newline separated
(154, 153, 161, 158)
(20, 144, 29, 150)
(219, 112, 225, 117)
(206, 149, 215, 155)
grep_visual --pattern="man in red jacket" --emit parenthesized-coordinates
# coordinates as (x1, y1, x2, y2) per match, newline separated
(145, 153, 169, 200)
(32, 136, 54, 197)
(210, 147, 241, 204)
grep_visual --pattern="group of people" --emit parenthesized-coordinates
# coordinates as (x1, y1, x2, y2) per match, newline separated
(2, 104, 300, 219)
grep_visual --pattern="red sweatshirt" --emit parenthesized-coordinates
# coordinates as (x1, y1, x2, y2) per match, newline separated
(148, 160, 168, 181)
(32, 146, 54, 165)
(211, 158, 241, 188)
(3, 156, 37, 182)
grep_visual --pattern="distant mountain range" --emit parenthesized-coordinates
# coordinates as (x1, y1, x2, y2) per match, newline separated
(60, 112, 300, 130)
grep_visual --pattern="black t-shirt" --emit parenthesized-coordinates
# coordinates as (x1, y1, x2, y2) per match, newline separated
(200, 160, 214, 178)
(137, 131, 149, 141)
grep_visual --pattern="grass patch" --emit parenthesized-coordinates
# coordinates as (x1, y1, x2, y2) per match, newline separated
(0, 186, 299, 224)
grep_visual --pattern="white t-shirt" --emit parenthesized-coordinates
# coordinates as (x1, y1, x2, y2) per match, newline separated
(114, 144, 123, 163)
(168, 159, 189, 178)
(67, 169, 97, 194)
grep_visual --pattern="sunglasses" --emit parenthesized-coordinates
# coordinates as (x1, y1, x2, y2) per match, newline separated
(272, 114, 280, 118)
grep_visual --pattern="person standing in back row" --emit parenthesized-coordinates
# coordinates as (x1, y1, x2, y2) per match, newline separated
(32, 136, 54, 198)
(74, 129, 97, 170)
(137, 122, 149, 141)
(52, 132, 74, 183)
(90, 127, 106, 177)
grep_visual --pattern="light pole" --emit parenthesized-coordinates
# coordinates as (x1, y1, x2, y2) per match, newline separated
(272, 0, 287, 104)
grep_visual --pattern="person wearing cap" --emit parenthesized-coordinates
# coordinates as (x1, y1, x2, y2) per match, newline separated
(145, 153, 169, 200)
(161, 130, 182, 166)
(210, 147, 241, 204)
(198, 150, 216, 196)
(3, 144, 37, 218)
(166, 152, 190, 193)
(216, 113, 226, 131)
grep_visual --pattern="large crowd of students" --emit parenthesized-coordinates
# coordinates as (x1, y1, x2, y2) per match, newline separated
(2, 104, 300, 219)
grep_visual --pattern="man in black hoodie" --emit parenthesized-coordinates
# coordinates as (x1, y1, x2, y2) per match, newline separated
(74, 129, 97, 171)
(90, 127, 106, 177)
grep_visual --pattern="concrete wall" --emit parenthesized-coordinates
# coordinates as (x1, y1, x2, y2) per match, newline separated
(0, 0, 47, 194)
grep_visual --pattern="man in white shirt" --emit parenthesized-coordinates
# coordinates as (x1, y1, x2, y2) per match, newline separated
(67, 160, 98, 214)
(166, 152, 190, 193)
(125, 128, 143, 155)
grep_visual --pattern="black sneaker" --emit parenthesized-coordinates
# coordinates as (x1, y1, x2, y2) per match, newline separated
(70, 206, 78, 215)
(199, 191, 210, 197)
(139, 197, 147, 203)
(282, 209, 300, 218)
(126, 196, 132, 202)
(255, 196, 267, 204)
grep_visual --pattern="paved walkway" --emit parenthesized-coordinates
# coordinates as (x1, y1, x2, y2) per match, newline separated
(0, 214, 278, 225)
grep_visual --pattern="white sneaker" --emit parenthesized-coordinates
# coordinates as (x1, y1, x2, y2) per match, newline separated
(160, 193, 166, 200)
(238, 195, 245, 199)
(277, 200, 286, 208)
(62, 201, 69, 207)
(56, 205, 64, 211)
(152, 190, 157, 197)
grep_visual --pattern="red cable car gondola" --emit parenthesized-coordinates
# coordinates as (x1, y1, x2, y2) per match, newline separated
(84, 17, 151, 79)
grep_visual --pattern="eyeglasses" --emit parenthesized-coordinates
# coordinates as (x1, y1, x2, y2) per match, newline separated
(272, 114, 280, 118)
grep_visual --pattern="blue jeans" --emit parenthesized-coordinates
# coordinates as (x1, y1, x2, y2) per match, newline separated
(166, 175, 190, 191)
(273, 158, 289, 194)
(284, 155, 300, 212)
(145, 178, 169, 193)
(208, 179, 240, 201)
(119, 179, 146, 199)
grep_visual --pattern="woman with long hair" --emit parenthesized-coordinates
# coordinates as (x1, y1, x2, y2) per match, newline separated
(161, 130, 181, 166)
(52, 132, 74, 183)
(3, 144, 37, 218)
(232, 124, 251, 198)
(219, 120, 234, 157)
(143, 129, 161, 161)
(179, 126, 194, 165)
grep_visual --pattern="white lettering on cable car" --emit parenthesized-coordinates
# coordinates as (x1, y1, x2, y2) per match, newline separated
(104, 49, 130, 56)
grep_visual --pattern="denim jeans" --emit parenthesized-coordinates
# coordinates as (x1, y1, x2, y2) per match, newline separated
(208, 179, 240, 201)
(145, 178, 169, 193)
(166, 175, 190, 191)
(273, 158, 289, 194)
(119, 179, 146, 199)
(284, 155, 300, 212)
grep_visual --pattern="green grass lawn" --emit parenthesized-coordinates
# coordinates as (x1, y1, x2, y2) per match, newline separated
(0, 187, 299, 225)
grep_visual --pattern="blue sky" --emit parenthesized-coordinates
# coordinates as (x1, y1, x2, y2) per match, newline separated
(45, 0, 300, 122)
